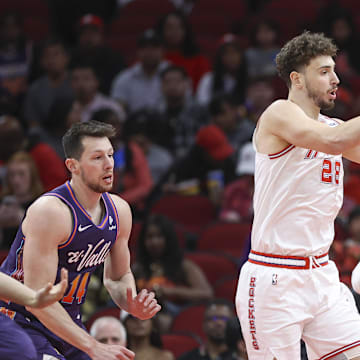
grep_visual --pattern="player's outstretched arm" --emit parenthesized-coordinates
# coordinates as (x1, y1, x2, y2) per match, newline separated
(0, 268, 67, 308)
(104, 195, 161, 319)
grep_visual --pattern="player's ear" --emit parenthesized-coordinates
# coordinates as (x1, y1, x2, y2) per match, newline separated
(65, 158, 79, 173)
(290, 71, 303, 89)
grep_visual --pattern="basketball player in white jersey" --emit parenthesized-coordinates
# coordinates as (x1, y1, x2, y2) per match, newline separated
(236, 31, 360, 360)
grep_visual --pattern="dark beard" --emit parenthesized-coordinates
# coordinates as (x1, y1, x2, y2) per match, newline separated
(306, 84, 335, 111)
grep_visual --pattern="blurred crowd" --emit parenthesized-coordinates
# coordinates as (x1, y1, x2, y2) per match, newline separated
(1, 0, 360, 358)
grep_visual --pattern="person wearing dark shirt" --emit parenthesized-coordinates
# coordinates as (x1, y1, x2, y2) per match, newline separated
(179, 299, 235, 360)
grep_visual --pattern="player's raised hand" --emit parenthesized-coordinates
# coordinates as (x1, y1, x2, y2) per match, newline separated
(30, 268, 68, 308)
(126, 288, 161, 320)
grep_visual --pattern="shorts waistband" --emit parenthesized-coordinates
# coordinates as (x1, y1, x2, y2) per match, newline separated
(248, 250, 329, 269)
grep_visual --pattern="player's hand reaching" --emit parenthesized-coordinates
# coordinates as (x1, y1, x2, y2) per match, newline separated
(29, 268, 68, 308)
(90, 343, 135, 360)
(126, 288, 161, 320)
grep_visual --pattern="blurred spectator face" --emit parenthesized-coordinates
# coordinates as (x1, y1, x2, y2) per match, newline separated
(126, 316, 152, 338)
(213, 103, 238, 132)
(163, 14, 185, 47)
(0, 13, 22, 44)
(0, 115, 24, 161)
(256, 23, 277, 48)
(162, 69, 187, 101)
(78, 26, 103, 49)
(7, 160, 32, 197)
(203, 305, 232, 344)
(332, 18, 351, 44)
(138, 45, 163, 70)
(246, 79, 275, 110)
(92, 319, 126, 346)
(71, 67, 99, 101)
(41, 44, 69, 75)
(221, 44, 243, 73)
(145, 223, 166, 259)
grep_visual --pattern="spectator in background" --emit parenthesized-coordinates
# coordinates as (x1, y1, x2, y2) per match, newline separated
(209, 94, 254, 160)
(111, 29, 169, 114)
(0, 114, 68, 191)
(38, 97, 75, 159)
(133, 214, 213, 330)
(317, 5, 360, 83)
(244, 76, 276, 124)
(124, 314, 174, 360)
(179, 299, 235, 360)
(70, 60, 125, 124)
(90, 316, 127, 346)
(23, 38, 73, 130)
(155, 65, 208, 159)
(333, 207, 360, 287)
(224, 317, 248, 360)
(156, 11, 211, 91)
(92, 108, 153, 217)
(219, 142, 255, 223)
(0, 151, 43, 249)
(197, 34, 248, 106)
(72, 14, 125, 95)
(124, 109, 174, 184)
(0, 11, 32, 103)
(245, 19, 281, 78)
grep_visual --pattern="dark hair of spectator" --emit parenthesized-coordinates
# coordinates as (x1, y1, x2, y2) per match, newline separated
(136, 214, 186, 283)
(348, 206, 360, 226)
(208, 93, 238, 117)
(160, 64, 188, 79)
(212, 41, 248, 103)
(124, 315, 163, 349)
(156, 10, 199, 57)
(225, 317, 244, 351)
(62, 120, 115, 159)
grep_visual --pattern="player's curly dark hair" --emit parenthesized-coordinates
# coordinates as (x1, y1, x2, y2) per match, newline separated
(276, 31, 338, 89)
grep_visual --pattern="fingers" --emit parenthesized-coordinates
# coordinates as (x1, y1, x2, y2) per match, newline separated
(60, 268, 68, 283)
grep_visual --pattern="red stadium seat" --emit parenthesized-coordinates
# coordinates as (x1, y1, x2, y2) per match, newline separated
(214, 276, 238, 303)
(185, 251, 239, 284)
(171, 303, 207, 340)
(161, 332, 202, 358)
(151, 194, 217, 234)
(197, 222, 251, 258)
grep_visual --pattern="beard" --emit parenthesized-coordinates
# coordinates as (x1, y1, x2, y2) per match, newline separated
(305, 79, 335, 111)
(80, 168, 112, 193)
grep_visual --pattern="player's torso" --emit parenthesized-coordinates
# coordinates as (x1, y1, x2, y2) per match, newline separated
(252, 115, 343, 256)
(0, 181, 119, 318)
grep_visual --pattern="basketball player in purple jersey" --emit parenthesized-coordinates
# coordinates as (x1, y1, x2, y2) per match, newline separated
(0, 268, 67, 359)
(0, 120, 161, 359)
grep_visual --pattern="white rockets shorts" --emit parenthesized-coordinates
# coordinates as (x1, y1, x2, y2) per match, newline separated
(236, 252, 360, 360)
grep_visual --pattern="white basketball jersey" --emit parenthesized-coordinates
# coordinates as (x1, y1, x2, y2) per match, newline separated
(251, 114, 343, 256)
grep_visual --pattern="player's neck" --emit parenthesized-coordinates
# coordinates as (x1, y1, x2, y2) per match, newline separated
(288, 91, 320, 120)
(69, 179, 102, 214)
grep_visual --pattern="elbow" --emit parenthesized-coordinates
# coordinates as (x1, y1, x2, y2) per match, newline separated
(323, 134, 344, 155)
(202, 286, 214, 300)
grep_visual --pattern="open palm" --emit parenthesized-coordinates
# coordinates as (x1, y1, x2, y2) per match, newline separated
(126, 288, 161, 320)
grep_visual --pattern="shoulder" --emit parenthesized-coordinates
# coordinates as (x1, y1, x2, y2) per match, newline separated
(261, 99, 303, 122)
(182, 258, 200, 273)
(108, 193, 132, 217)
(22, 195, 72, 239)
(26, 195, 70, 220)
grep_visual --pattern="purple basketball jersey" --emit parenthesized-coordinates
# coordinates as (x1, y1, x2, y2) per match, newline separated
(0, 181, 120, 358)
